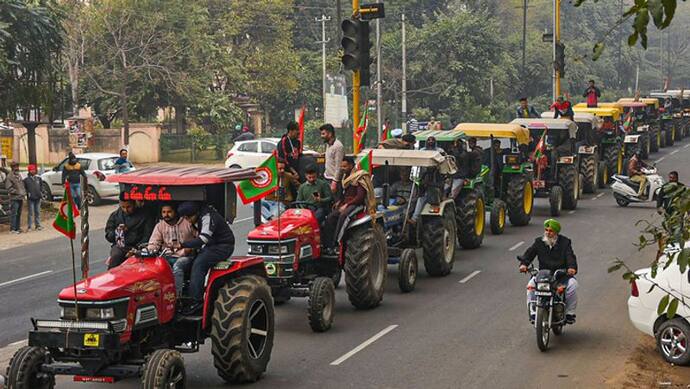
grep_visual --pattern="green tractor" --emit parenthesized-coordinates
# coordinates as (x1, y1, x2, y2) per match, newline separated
(650, 91, 681, 145)
(618, 98, 662, 155)
(572, 107, 625, 185)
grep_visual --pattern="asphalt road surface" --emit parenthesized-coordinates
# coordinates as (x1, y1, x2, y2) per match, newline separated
(1, 139, 689, 388)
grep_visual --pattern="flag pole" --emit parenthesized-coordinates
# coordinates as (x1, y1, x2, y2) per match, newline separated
(70, 236, 80, 320)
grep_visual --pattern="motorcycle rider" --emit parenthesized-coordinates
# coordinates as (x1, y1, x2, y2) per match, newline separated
(177, 201, 235, 315)
(518, 219, 578, 324)
(627, 152, 649, 198)
(657, 171, 686, 214)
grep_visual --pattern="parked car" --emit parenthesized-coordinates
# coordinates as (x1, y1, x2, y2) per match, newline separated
(41, 153, 135, 206)
(224, 138, 320, 168)
(628, 243, 690, 365)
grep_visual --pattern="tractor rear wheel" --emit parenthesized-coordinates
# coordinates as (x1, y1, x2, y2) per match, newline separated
(308, 277, 335, 332)
(506, 176, 532, 226)
(456, 190, 485, 249)
(211, 275, 274, 383)
(141, 349, 185, 389)
(344, 225, 387, 309)
(490, 199, 506, 235)
(6, 346, 54, 389)
(580, 154, 598, 194)
(422, 207, 456, 277)
(558, 164, 579, 210)
(603, 144, 622, 176)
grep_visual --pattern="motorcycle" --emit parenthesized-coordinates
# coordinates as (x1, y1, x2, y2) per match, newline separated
(611, 166, 664, 207)
(524, 265, 570, 352)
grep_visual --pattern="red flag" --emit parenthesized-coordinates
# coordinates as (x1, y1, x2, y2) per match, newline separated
(354, 102, 369, 153)
(298, 105, 305, 153)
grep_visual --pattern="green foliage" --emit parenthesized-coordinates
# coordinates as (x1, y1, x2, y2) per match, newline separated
(187, 125, 213, 151)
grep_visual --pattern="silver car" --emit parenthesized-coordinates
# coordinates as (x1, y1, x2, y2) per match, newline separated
(41, 152, 135, 206)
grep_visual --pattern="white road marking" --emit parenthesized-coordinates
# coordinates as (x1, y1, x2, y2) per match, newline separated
(655, 157, 666, 163)
(0, 270, 53, 288)
(9, 340, 27, 347)
(684, 144, 690, 149)
(459, 270, 482, 284)
(593, 193, 605, 200)
(330, 325, 398, 366)
(670, 150, 679, 155)
(234, 216, 254, 223)
(568, 210, 576, 215)
(508, 241, 525, 251)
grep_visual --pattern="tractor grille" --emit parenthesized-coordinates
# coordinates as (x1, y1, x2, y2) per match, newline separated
(134, 305, 158, 326)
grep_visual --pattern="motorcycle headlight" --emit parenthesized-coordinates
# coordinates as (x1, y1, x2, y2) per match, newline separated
(60, 306, 77, 319)
(267, 245, 289, 255)
(537, 283, 550, 291)
(85, 307, 115, 320)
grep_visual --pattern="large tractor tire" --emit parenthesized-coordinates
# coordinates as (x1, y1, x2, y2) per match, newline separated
(665, 123, 675, 146)
(422, 207, 456, 277)
(650, 128, 660, 152)
(580, 154, 598, 194)
(5, 346, 54, 389)
(506, 176, 533, 226)
(141, 349, 186, 389)
(490, 199, 506, 235)
(597, 161, 609, 188)
(558, 164, 579, 210)
(344, 225, 387, 309)
(456, 190, 485, 249)
(211, 275, 274, 384)
(603, 145, 622, 176)
(549, 186, 563, 216)
(639, 133, 650, 159)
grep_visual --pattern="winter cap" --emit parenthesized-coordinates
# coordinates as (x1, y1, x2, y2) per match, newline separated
(391, 128, 403, 138)
(402, 134, 416, 143)
(177, 201, 201, 217)
(27, 164, 37, 172)
(544, 219, 561, 233)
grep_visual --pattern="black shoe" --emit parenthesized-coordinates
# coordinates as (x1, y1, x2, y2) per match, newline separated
(565, 314, 576, 324)
(180, 301, 203, 316)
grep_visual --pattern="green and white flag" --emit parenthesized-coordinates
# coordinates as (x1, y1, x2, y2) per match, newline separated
(237, 153, 279, 204)
(53, 181, 80, 239)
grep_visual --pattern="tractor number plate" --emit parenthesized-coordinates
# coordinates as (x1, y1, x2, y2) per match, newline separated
(535, 291, 552, 296)
(533, 180, 545, 189)
(83, 333, 100, 347)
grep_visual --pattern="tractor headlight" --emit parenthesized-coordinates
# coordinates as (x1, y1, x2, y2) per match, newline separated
(267, 245, 289, 255)
(537, 282, 550, 291)
(85, 307, 116, 320)
(504, 154, 519, 165)
(60, 306, 77, 319)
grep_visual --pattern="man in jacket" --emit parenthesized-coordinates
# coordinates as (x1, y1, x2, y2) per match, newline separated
(657, 171, 685, 215)
(296, 167, 332, 222)
(583, 80, 601, 108)
(148, 204, 198, 297)
(627, 153, 648, 198)
(105, 196, 155, 269)
(61, 152, 87, 208)
(516, 97, 540, 118)
(519, 219, 578, 323)
(177, 201, 236, 315)
(277, 121, 302, 176)
(5, 161, 26, 233)
(23, 164, 43, 230)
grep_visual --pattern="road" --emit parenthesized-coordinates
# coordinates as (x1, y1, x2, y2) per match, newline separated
(1, 140, 689, 388)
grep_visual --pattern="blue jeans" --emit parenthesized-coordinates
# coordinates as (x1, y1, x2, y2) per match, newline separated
(165, 256, 194, 297)
(260, 200, 285, 222)
(69, 182, 82, 208)
(27, 199, 41, 229)
(10, 200, 22, 231)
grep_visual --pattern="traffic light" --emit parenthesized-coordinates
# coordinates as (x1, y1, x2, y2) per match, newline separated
(555, 42, 566, 75)
(341, 18, 372, 86)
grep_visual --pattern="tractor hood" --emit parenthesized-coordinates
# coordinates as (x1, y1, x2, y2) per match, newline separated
(247, 209, 318, 241)
(59, 257, 172, 301)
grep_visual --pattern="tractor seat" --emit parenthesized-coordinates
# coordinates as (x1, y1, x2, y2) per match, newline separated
(614, 175, 640, 190)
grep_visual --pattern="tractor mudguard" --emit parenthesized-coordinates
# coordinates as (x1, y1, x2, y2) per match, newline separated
(420, 199, 455, 217)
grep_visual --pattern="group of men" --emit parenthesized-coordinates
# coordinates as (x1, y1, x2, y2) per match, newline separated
(4, 162, 44, 233)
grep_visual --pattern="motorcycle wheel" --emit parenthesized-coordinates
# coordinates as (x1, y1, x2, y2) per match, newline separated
(552, 325, 564, 336)
(614, 192, 630, 207)
(536, 306, 550, 352)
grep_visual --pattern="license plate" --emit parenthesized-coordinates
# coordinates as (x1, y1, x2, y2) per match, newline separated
(535, 291, 552, 296)
(533, 180, 545, 189)
(83, 333, 100, 347)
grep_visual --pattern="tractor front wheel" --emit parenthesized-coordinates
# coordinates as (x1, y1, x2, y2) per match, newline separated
(141, 349, 186, 389)
(422, 207, 456, 277)
(5, 346, 54, 389)
(456, 191, 485, 249)
(490, 199, 506, 235)
(580, 154, 598, 194)
(558, 164, 579, 210)
(308, 277, 335, 332)
(398, 248, 418, 293)
(549, 186, 563, 216)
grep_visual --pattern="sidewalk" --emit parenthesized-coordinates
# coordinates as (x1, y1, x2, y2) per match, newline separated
(0, 201, 117, 251)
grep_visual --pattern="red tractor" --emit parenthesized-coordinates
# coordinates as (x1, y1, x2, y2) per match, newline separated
(5, 167, 275, 388)
(247, 200, 388, 332)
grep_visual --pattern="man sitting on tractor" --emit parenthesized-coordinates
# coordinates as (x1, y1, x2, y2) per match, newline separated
(296, 166, 332, 222)
(322, 157, 375, 255)
(147, 204, 198, 297)
(105, 195, 155, 269)
(450, 138, 470, 198)
(627, 152, 649, 198)
(177, 201, 236, 315)
(424, 136, 445, 153)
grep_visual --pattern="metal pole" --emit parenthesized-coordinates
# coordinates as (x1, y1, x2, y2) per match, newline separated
(352, 0, 360, 152)
(553, 0, 561, 100)
(522, 0, 527, 90)
(635, 64, 640, 93)
(316, 15, 331, 120)
(336, 0, 343, 43)
(376, 18, 383, 142)
(401, 13, 407, 132)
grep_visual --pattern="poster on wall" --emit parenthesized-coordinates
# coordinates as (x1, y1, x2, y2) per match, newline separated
(0, 137, 12, 159)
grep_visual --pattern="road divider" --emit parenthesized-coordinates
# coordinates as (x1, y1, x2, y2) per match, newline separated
(508, 241, 524, 251)
(0, 270, 53, 288)
(330, 325, 398, 366)
(459, 270, 481, 284)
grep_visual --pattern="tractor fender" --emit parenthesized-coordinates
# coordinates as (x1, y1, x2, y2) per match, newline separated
(624, 134, 641, 144)
(420, 199, 455, 217)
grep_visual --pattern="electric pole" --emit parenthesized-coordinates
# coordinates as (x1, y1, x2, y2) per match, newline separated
(336, 0, 342, 43)
(401, 13, 407, 132)
(616, 0, 623, 87)
(552, 0, 561, 101)
(316, 14, 331, 119)
(521, 0, 528, 92)
(376, 18, 383, 142)
(352, 0, 361, 148)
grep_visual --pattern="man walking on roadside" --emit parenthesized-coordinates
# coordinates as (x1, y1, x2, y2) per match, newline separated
(23, 164, 43, 230)
(583, 80, 601, 108)
(320, 123, 344, 193)
(5, 161, 26, 234)
(62, 152, 87, 208)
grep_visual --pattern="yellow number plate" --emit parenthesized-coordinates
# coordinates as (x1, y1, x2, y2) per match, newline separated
(83, 333, 100, 347)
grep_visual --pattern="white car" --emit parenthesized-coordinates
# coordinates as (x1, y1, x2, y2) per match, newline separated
(628, 243, 690, 365)
(41, 152, 135, 206)
(224, 138, 320, 169)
